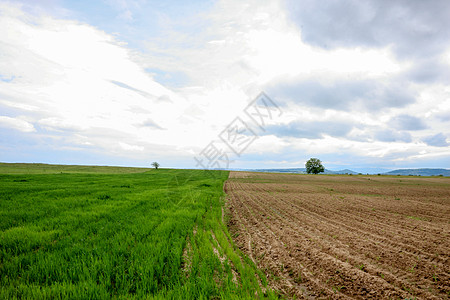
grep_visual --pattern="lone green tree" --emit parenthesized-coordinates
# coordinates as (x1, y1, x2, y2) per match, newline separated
(305, 158, 324, 174)
(151, 162, 160, 170)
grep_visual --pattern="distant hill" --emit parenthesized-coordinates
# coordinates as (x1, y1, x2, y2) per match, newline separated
(242, 168, 358, 175)
(330, 169, 359, 175)
(383, 168, 450, 176)
(233, 168, 450, 176)
(251, 168, 306, 173)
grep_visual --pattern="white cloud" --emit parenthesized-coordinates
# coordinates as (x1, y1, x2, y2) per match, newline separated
(118, 142, 144, 152)
(38, 117, 84, 132)
(142, 0, 405, 92)
(0, 2, 193, 152)
(0, 116, 36, 132)
(0, 0, 449, 170)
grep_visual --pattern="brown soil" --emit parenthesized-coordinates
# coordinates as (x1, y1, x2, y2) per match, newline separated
(225, 172, 450, 299)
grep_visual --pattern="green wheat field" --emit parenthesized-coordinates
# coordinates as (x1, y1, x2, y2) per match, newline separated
(0, 163, 275, 299)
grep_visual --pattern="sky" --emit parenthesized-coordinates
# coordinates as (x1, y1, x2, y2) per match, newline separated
(1, 0, 449, 173)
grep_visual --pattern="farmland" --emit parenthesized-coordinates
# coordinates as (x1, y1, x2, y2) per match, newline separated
(2, 164, 449, 299)
(0, 164, 275, 299)
(225, 171, 450, 299)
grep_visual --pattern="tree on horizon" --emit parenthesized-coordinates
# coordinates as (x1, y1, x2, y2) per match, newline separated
(305, 158, 324, 174)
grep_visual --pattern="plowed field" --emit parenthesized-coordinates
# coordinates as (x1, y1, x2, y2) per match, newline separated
(225, 172, 450, 299)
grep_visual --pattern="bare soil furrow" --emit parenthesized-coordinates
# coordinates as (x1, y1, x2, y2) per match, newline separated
(267, 189, 450, 270)
(240, 187, 442, 299)
(284, 192, 446, 244)
(249, 186, 449, 276)
(227, 181, 343, 298)
(240, 193, 416, 298)
(226, 172, 450, 299)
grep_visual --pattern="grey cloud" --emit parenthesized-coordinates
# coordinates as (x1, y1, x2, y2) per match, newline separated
(435, 111, 450, 122)
(157, 95, 172, 103)
(422, 133, 448, 147)
(266, 78, 415, 111)
(373, 129, 412, 143)
(127, 105, 151, 114)
(265, 120, 354, 139)
(390, 114, 427, 131)
(140, 119, 164, 130)
(284, 0, 450, 59)
(404, 58, 450, 84)
(111, 80, 150, 97)
(110, 80, 172, 102)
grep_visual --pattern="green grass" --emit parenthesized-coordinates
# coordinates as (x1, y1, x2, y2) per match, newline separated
(0, 163, 151, 174)
(0, 164, 275, 299)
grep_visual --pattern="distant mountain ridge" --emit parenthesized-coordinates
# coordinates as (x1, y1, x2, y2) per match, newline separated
(241, 168, 358, 175)
(383, 168, 450, 176)
(234, 168, 450, 176)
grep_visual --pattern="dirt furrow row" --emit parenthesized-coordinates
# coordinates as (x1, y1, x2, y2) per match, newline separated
(284, 193, 450, 271)
(226, 172, 450, 299)
(252, 183, 449, 272)
(228, 183, 306, 293)
(234, 186, 435, 299)
(253, 190, 444, 298)
(227, 181, 339, 298)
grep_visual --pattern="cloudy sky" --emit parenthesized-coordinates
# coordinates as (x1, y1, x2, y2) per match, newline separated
(1, 0, 449, 173)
